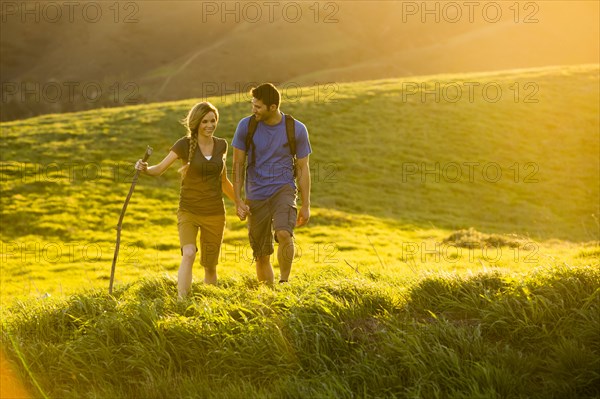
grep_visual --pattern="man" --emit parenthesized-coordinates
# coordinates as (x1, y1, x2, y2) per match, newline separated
(232, 83, 312, 284)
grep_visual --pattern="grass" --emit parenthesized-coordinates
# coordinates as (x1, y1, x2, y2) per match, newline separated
(2, 265, 599, 398)
(1, 64, 599, 397)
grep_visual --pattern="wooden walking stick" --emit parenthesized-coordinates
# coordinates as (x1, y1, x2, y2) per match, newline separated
(109, 146, 153, 294)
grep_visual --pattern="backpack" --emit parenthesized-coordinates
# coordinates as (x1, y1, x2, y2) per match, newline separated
(245, 114, 297, 176)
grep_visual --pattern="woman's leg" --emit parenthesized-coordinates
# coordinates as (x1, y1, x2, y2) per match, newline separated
(204, 265, 217, 285)
(178, 244, 196, 298)
(177, 211, 200, 298)
(199, 214, 226, 285)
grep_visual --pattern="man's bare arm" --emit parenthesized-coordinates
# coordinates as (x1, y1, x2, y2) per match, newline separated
(233, 147, 250, 219)
(295, 156, 311, 226)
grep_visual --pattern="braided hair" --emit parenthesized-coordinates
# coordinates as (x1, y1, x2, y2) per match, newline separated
(178, 101, 219, 179)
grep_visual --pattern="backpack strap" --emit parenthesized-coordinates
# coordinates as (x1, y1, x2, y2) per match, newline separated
(245, 115, 259, 167)
(285, 114, 297, 177)
(285, 114, 296, 157)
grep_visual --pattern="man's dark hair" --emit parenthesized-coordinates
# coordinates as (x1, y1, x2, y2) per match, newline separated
(251, 83, 280, 109)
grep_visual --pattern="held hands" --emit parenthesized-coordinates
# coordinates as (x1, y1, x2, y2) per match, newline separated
(135, 159, 148, 172)
(236, 200, 251, 221)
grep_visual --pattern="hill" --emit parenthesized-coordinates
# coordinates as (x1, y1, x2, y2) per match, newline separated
(0, 64, 599, 398)
(0, 64, 598, 300)
(1, 1, 598, 120)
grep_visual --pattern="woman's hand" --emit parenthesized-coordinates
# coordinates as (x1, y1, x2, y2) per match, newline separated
(135, 159, 148, 172)
(236, 200, 251, 221)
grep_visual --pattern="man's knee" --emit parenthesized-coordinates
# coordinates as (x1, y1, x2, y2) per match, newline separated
(256, 254, 270, 265)
(275, 230, 292, 243)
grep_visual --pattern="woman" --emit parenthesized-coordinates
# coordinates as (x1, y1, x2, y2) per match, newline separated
(135, 102, 243, 298)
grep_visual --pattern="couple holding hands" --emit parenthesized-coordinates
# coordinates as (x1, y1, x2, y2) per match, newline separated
(135, 83, 312, 298)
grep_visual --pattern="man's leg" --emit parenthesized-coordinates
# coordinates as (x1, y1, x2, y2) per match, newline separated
(247, 197, 275, 283)
(273, 185, 298, 282)
(276, 230, 294, 281)
(255, 255, 274, 284)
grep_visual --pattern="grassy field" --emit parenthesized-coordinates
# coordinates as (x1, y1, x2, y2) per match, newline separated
(1, 64, 599, 398)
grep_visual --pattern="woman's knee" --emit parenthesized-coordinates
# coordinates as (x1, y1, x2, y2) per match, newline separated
(181, 244, 197, 260)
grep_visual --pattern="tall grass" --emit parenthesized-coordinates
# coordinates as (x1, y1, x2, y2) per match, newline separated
(3, 265, 598, 398)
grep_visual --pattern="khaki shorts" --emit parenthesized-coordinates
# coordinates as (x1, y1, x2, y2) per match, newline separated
(177, 211, 226, 267)
(247, 185, 297, 258)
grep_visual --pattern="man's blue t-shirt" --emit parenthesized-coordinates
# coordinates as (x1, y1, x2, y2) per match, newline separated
(232, 112, 312, 201)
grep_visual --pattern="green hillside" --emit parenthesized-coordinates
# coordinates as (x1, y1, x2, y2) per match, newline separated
(1, 65, 599, 398)
(1, 64, 599, 300)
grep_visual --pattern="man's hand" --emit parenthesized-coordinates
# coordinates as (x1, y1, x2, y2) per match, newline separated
(236, 200, 251, 221)
(296, 205, 310, 227)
